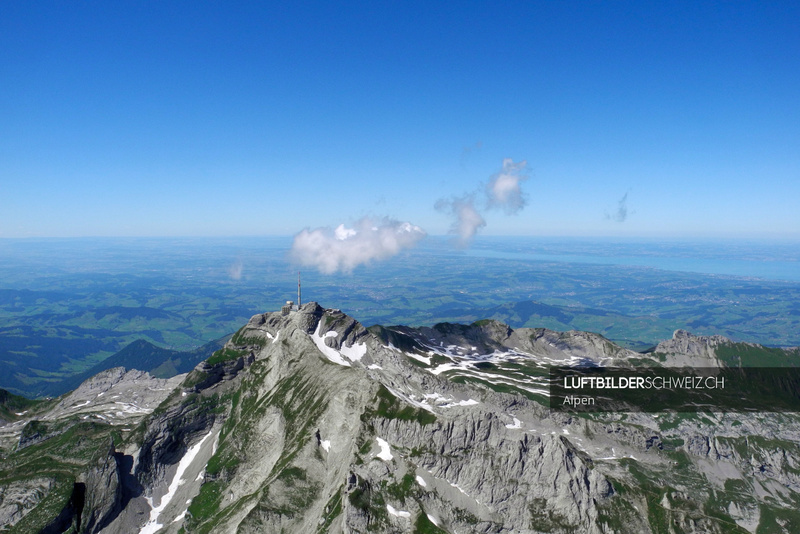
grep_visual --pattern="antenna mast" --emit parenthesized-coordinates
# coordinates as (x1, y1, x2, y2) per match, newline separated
(297, 271, 301, 307)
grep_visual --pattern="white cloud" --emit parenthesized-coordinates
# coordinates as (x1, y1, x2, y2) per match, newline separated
(436, 158, 527, 244)
(435, 195, 486, 246)
(291, 217, 426, 274)
(487, 158, 528, 214)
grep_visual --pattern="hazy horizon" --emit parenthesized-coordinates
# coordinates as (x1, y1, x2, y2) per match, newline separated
(2, 234, 798, 283)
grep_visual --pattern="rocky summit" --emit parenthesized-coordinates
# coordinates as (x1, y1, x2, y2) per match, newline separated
(1, 303, 799, 533)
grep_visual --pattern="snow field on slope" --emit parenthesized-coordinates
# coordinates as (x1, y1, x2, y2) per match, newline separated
(420, 343, 551, 398)
(140, 429, 216, 534)
(311, 321, 367, 366)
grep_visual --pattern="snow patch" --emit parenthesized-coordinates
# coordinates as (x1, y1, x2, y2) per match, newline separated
(419, 392, 479, 409)
(597, 449, 638, 461)
(310, 322, 367, 365)
(375, 437, 393, 461)
(427, 513, 440, 526)
(505, 417, 522, 429)
(444, 368, 550, 397)
(321, 440, 331, 452)
(367, 364, 382, 370)
(385, 385, 435, 413)
(115, 402, 150, 415)
(311, 322, 351, 367)
(416, 475, 427, 487)
(441, 398, 479, 408)
(405, 352, 431, 365)
(340, 340, 367, 362)
(450, 482, 469, 496)
(386, 504, 411, 518)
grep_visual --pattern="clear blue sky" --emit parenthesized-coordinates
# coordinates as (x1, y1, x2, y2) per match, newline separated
(2, 1, 798, 239)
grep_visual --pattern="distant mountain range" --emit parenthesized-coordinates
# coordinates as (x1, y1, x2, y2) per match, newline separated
(442, 298, 800, 353)
(441, 300, 667, 351)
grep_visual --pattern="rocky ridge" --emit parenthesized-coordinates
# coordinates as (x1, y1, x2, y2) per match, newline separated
(1, 303, 799, 533)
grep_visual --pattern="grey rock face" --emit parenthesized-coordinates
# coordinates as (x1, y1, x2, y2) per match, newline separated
(79, 442, 122, 534)
(5, 304, 800, 533)
(0, 368, 184, 533)
(1, 368, 185, 448)
(654, 329, 727, 366)
(0, 477, 53, 529)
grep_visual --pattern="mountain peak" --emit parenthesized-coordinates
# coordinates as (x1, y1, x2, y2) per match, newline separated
(4, 308, 799, 533)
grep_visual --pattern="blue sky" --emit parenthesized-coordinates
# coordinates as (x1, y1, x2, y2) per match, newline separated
(1, 1, 798, 239)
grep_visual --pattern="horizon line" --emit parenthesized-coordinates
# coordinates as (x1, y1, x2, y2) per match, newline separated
(1, 233, 800, 242)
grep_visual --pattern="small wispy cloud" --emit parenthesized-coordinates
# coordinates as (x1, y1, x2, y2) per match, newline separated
(486, 158, 528, 214)
(290, 217, 426, 274)
(435, 194, 486, 247)
(436, 158, 528, 245)
(605, 192, 631, 222)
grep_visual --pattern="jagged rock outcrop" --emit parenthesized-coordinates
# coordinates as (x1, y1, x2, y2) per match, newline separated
(654, 329, 727, 366)
(190, 353, 255, 391)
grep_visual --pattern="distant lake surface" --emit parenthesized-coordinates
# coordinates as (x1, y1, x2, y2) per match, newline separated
(459, 237, 800, 282)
